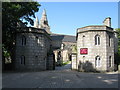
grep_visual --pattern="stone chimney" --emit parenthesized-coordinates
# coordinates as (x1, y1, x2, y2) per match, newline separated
(103, 17, 111, 27)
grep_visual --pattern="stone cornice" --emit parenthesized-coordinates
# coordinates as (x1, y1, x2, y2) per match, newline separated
(77, 25, 114, 33)
(16, 27, 52, 40)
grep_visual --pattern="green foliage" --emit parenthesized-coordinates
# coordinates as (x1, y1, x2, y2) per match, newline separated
(116, 28, 120, 53)
(2, 2, 40, 61)
(72, 45, 77, 53)
(115, 28, 120, 64)
(2, 45, 10, 57)
(62, 61, 70, 66)
(2, 44, 12, 64)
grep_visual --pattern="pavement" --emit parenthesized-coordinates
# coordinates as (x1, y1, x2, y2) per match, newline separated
(2, 62, 119, 88)
(55, 61, 71, 71)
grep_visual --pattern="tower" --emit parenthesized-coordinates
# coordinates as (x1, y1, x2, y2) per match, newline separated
(76, 17, 114, 72)
(39, 9, 51, 33)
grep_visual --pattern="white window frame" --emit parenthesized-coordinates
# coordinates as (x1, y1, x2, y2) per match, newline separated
(95, 56, 101, 67)
(95, 35, 100, 45)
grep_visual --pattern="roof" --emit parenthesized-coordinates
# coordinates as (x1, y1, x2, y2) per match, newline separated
(77, 25, 113, 33)
(77, 25, 112, 30)
(50, 33, 76, 43)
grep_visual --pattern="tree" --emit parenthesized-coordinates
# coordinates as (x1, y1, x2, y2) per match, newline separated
(116, 29, 120, 54)
(2, 2, 40, 68)
(115, 28, 120, 65)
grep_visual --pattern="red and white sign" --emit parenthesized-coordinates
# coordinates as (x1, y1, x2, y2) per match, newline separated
(80, 48, 88, 54)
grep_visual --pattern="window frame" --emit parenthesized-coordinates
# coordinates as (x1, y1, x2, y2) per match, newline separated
(82, 35, 85, 47)
(21, 55, 25, 65)
(109, 56, 112, 67)
(95, 56, 101, 67)
(21, 35, 26, 46)
(95, 35, 100, 45)
(109, 35, 111, 47)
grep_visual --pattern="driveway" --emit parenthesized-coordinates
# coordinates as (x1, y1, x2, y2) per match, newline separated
(2, 63, 119, 88)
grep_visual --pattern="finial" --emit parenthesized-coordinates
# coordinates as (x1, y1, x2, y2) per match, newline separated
(34, 16, 39, 28)
(42, 9, 46, 16)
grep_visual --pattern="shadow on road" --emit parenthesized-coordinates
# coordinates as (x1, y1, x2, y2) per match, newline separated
(55, 61, 71, 71)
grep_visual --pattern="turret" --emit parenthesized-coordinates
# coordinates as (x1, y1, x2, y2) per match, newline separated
(34, 16, 39, 28)
(39, 9, 51, 33)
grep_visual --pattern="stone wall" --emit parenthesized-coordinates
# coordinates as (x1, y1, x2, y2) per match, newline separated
(62, 50, 69, 62)
(52, 40, 76, 65)
(77, 26, 114, 72)
(47, 53, 55, 70)
(71, 53, 77, 70)
(114, 31, 118, 53)
(15, 27, 53, 71)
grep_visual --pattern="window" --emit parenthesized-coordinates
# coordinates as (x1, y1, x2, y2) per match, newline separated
(109, 56, 112, 67)
(83, 56, 85, 63)
(109, 36, 111, 47)
(36, 36, 40, 45)
(95, 35, 100, 45)
(95, 56, 101, 67)
(21, 55, 25, 65)
(21, 36, 26, 46)
(82, 35, 85, 46)
(61, 43, 64, 50)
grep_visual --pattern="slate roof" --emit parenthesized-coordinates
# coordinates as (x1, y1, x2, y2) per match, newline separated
(50, 33, 76, 43)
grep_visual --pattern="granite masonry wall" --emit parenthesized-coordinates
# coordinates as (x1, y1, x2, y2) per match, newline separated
(15, 27, 53, 71)
(77, 26, 115, 72)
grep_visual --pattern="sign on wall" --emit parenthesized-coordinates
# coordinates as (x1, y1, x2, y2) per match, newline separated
(80, 48, 88, 54)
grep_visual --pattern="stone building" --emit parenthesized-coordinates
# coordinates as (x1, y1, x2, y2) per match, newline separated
(76, 17, 116, 72)
(51, 34, 76, 65)
(15, 9, 76, 71)
(15, 9, 54, 71)
(15, 9, 117, 72)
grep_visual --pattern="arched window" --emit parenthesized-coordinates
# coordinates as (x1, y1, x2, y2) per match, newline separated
(36, 36, 40, 45)
(95, 35, 100, 45)
(109, 36, 111, 47)
(95, 56, 101, 67)
(109, 56, 112, 67)
(21, 55, 25, 65)
(83, 56, 85, 63)
(21, 36, 26, 46)
(82, 35, 85, 46)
